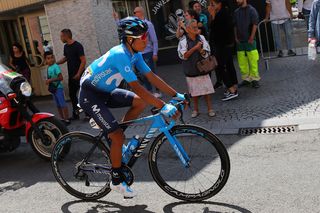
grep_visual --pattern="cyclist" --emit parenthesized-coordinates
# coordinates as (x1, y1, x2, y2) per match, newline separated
(79, 17, 185, 198)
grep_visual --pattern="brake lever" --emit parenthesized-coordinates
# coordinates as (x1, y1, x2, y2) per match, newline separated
(178, 104, 185, 124)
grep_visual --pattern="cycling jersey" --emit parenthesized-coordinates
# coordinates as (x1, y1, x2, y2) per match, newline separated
(80, 44, 151, 92)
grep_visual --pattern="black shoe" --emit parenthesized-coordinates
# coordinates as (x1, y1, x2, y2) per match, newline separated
(278, 50, 283, 57)
(70, 113, 80, 120)
(238, 80, 251, 88)
(214, 82, 223, 89)
(288, 50, 296, 56)
(63, 120, 71, 126)
(252, 80, 260, 88)
(83, 115, 90, 121)
(222, 90, 239, 101)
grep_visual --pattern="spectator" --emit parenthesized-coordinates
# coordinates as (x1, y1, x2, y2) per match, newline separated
(298, 0, 313, 29)
(44, 51, 70, 125)
(133, 7, 161, 98)
(57, 29, 86, 120)
(308, 0, 320, 46)
(178, 19, 215, 118)
(189, 1, 209, 34)
(234, 0, 261, 88)
(208, 0, 239, 101)
(265, 0, 296, 57)
(43, 40, 53, 52)
(176, 9, 207, 38)
(9, 42, 31, 82)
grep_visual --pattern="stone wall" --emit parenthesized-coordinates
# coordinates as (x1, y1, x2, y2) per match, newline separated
(91, 0, 118, 55)
(44, 0, 119, 94)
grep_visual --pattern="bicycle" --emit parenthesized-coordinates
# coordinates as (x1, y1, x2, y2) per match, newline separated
(51, 98, 230, 202)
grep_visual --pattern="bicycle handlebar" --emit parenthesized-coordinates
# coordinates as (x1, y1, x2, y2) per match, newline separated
(151, 93, 191, 117)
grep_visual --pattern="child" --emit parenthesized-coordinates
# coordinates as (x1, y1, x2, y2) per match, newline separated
(44, 51, 70, 125)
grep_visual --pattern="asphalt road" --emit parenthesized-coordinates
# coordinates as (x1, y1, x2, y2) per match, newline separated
(1, 130, 320, 213)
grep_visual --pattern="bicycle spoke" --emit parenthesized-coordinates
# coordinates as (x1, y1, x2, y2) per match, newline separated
(183, 169, 188, 193)
(172, 168, 187, 189)
(189, 166, 215, 186)
(190, 138, 206, 159)
(189, 168, 207, 192)
(191, 163, 219, 176)
(188, 168, 197, 194)
(52, 133, 111, 200)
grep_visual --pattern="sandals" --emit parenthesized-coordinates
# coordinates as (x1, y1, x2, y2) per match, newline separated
(191, 110, 216, 118)
(208, 109, 216, 117)
(191, 111, 199, 118)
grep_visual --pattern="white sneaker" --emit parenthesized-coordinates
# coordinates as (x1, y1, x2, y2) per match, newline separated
(110, 181, 137, 198)
(153, 92, 162, 98)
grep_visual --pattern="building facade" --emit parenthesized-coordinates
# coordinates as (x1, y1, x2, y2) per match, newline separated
(0, 0, 266, 96)
(0, 0, 118, 96)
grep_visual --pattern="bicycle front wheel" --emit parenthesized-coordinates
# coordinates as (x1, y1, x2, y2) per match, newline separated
(51, 132, 112, 201)
(148, 125, 230, 202)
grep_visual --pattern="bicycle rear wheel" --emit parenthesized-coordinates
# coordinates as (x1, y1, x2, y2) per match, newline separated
(51, 132, 112, 201)
(148, 125, 230, 202)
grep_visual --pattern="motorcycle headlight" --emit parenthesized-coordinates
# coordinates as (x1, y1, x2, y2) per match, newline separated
(20, 82, 32, 97)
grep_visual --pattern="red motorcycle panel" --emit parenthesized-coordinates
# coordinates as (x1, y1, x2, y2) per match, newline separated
(0, 97, 24, 129)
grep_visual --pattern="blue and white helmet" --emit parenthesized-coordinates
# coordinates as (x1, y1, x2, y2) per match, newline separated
(118, 17, 148, 42)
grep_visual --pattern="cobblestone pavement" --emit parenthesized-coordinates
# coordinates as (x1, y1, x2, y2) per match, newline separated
(34, 55, 320, 136)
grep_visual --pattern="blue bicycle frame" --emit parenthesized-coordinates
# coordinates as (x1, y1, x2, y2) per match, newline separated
(118, 111, 191, 168)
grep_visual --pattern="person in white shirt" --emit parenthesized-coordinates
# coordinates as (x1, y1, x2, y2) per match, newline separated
(265, 0, 296, 57)
(297, 0, 313, 29)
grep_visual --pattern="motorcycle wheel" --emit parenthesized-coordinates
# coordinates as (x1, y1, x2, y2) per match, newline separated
(28, 117, 68, 160)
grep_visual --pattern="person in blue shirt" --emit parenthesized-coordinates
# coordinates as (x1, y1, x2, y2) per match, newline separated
(44, 51, 70, 125)
(79, 17, 185, 198)
(189, 0, 209, 36)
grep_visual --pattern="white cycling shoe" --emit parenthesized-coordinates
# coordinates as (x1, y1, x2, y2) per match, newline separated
(110, 181, 137, 198)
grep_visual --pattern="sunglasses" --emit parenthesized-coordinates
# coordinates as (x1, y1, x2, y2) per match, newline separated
(133, 11, 140, 14)
(128, 32, 148, 41)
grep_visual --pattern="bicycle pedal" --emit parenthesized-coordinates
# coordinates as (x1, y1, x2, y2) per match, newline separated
(85, 179, 90, 186)
(123, 196, 134, 199)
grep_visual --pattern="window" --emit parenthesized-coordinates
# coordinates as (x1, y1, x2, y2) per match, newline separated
(148, 0, 189, 48)
(112, 0, 148, 19)
(112, 0, 209, 49)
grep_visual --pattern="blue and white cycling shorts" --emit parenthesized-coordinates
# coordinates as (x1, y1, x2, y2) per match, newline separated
(79, 79, 135, 133)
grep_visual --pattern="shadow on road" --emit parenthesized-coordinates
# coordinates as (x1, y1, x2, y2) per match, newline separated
(60, 200, 252, 213)
(61, 200, 155, 213)
(163, 201, 252, 213)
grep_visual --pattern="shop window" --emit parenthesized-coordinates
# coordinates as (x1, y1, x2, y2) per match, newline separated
(148, 0, 189, 48)
(112, 0, 149, 19)
(112, 0, 192, 49)
(112, 1, 127, 19)
(112, 0, 209, 49)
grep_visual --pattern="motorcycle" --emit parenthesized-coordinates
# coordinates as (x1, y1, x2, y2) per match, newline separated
(0, 63, 68, 160)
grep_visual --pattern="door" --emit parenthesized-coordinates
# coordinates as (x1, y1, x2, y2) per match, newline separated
(18, 12, 52, 96)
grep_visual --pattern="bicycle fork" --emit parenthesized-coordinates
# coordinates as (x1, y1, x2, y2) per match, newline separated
(160, 123, 191, 168)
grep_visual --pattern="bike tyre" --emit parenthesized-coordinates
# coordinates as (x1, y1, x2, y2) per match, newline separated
(51, 132, 111, 201)
(148, 124, 230, 202)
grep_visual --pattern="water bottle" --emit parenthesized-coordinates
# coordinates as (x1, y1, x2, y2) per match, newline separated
(122, 135, 140, 164)
(308, 42, 317, 61)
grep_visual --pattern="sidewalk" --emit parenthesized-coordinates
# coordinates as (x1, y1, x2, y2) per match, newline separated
(34, 55, 320, 137)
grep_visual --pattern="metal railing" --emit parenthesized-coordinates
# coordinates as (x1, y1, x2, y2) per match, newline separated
(257, 16, 310, 70)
